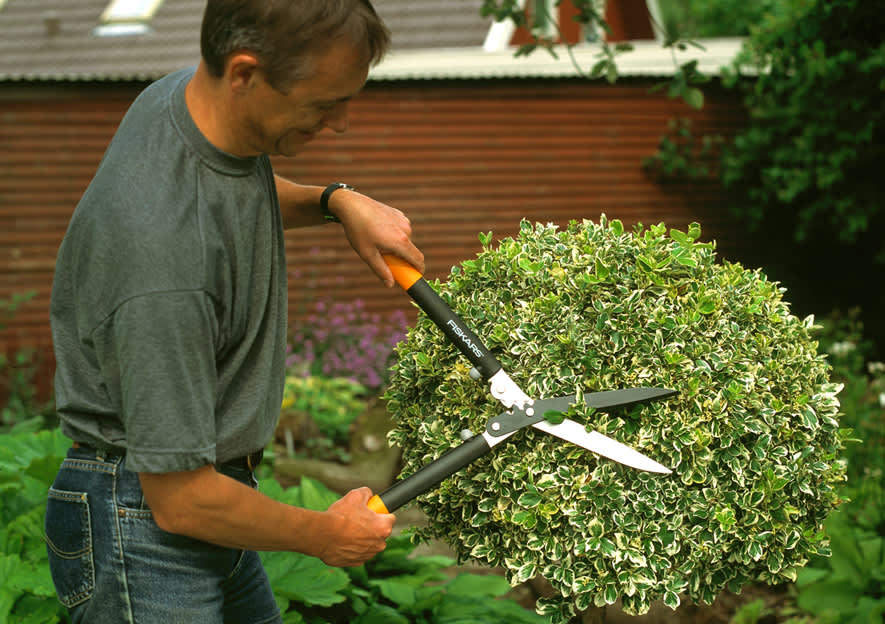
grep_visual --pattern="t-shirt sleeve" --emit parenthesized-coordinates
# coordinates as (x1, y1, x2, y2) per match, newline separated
(91, 290, 220, 472)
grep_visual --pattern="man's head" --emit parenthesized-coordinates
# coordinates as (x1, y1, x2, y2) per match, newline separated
(193, 0, 390, 157)
(200, 0, 390, 93)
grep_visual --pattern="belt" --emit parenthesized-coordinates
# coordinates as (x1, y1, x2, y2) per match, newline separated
(70, 441, 124, 457)
(71, 442, 264, 473)
(220, 448, 265, 472)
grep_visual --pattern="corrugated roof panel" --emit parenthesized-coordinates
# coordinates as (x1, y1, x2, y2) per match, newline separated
(373, 0, 492, 49)
(0, 0, 203, 81)
(0, 0, 490, 81)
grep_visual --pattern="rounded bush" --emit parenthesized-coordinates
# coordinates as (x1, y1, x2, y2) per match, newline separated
(386, 218, 845, 621)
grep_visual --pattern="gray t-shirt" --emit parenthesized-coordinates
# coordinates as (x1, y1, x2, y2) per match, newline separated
(50, 67, 288, 473)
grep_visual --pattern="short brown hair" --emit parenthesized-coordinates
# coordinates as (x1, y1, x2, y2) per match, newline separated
(200, 0, 390, 92)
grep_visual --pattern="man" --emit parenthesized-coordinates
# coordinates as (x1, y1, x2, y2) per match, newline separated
(44, 1, 423, 622)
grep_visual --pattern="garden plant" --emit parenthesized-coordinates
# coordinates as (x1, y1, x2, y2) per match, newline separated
(280, 299, 409, 464)
(0, 426, 547, 624)
(386, 218, 849, 622)
(279, 375, 368, 462)
(791, 311, 884, 623)
(286, 299, 408, 392)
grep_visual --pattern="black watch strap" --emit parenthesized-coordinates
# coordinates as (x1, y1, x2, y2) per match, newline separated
(320, 183, 354, 223)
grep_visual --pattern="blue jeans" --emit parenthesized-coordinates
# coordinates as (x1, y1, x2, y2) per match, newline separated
(44, 446, 282, 624)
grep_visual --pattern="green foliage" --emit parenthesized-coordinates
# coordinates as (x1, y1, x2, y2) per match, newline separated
(1, 291, 52, 434)
(721, 0, 885, 248)
(344, 538, 544, 624)
(657, 0, 777, 38)
(643, 118, 723, 180)
(481, 0, 621, 82)
(281, 376, 368, 443)
(794, 481, 884, 624)
(480, 0, 707, 107)
(0, 292, 35, 330)
(790, 310, 885, 623)
(259, 478, 353, 616)
(0, 429, 542, 624)
(729, 598, 770, 624)
(816, 310, 885, 480)
(0, 348, 53, 435)
(651, 56, 709, 110)
(259, 477, 546, 623)
(0, 428, 70, 623)
(386, 218, 847, 622)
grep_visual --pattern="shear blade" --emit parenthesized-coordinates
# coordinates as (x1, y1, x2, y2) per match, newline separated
(531, 419, 672, 474)
(584, 386, 678, 410)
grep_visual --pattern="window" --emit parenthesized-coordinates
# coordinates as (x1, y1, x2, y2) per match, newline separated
(94, 0, 164, 36)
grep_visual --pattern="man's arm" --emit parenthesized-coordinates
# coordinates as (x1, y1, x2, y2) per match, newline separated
(275, 175, 425, 287)
(275, 177, 327, 229)
(139, 465, 395, 567)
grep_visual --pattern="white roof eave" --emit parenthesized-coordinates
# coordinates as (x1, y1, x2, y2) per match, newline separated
(370, 38, 746, 81)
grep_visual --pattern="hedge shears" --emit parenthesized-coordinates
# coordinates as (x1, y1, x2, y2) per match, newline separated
(368, 255, 676, 514)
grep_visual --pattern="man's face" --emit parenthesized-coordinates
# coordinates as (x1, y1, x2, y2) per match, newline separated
(243, 40, 370, 157)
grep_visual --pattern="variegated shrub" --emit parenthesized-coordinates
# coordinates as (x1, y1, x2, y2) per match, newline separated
(385, 218, 847, 622)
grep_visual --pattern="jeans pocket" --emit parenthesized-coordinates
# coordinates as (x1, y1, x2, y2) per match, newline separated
(45, 487, 95, 608)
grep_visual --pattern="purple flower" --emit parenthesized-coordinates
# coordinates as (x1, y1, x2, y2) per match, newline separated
(286, 297, 410, 390)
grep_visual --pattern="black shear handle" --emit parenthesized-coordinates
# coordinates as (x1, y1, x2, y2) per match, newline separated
(367, 434, 491, 514)
(383, 255, 501, 380)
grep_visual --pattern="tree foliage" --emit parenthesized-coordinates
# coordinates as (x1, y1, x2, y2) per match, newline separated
(657, 0, 776, 38)
(720, 0, 885, 249)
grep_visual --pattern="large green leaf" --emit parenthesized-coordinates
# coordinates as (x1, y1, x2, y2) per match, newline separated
(260, 551, 349, 607)
(797, 578, 862, 615)
(352, 603, 410, 624)
(7, 594, 64, 624)
(367, 578, 417, 608)
(434, 593, 545, 623)
(0, 430, 68, 474)
(297, 477, 339, 511)
(0, 587, 16, 624)
(444, 573, 511, 598)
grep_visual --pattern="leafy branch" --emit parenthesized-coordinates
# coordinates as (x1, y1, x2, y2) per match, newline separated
(480, 0, 709, 107)
(650, 36, 710, 109)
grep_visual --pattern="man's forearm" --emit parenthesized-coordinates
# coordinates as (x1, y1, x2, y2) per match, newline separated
(141, 465, 333, 555)
(139, 465, 394, 567)
(275, 175, 326, 229)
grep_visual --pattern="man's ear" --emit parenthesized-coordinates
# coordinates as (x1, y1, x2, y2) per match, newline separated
(226, 52, 261, 93)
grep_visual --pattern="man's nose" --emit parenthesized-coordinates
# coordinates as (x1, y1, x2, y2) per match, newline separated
(324, 102, 349, 133)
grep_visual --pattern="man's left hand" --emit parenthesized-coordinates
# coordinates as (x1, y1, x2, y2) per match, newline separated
(332, 190, 425, 287)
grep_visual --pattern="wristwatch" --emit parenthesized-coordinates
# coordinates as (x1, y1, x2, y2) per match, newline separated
(320, 183, 355, 223)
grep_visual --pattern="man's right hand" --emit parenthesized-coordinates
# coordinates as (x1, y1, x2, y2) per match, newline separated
(318, 487, 396, 567)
